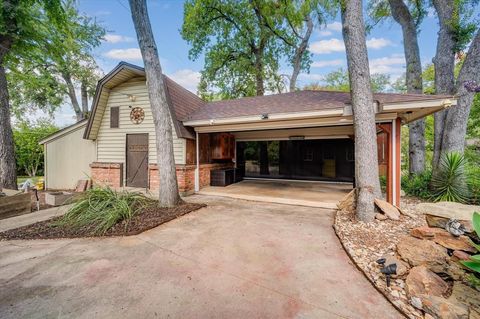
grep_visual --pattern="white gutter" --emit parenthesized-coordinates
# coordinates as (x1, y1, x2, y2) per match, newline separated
(183, 108, 344, 127)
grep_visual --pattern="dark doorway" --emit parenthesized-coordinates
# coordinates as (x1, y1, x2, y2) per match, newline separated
(126, 133, 149, 187)
(236, 139, 354, 182)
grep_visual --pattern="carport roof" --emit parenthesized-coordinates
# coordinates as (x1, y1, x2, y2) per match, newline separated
(186, 90, 454, 121)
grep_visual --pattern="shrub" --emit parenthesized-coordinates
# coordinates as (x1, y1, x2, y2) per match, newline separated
(431, 152, 470, 203)
(461, 212, 480, 279)
(401, 170, 432, 199)
(58, 187, 154, 234)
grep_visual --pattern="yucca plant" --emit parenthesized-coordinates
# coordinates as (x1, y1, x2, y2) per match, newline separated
(431, 152, 470, 203)
(57, 187, 153, 234)
(461, 212, 480, 276)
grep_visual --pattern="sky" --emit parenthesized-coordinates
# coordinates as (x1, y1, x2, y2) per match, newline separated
(50, 0, 451, 126)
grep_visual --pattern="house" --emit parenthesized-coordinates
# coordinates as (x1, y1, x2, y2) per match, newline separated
(41, 62, 457, 206)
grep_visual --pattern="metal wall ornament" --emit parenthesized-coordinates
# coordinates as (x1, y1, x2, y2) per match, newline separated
(130, 107, 145, 124)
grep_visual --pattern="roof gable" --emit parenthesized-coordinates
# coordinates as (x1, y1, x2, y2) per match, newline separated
(84, 62, 204, 140)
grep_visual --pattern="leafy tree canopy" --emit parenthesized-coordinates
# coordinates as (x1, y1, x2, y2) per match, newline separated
(13, 119, 58, 177)
(4, 0, 105, 120)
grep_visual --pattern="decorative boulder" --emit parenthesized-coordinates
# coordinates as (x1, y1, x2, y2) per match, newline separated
(397, 236, 449, 273)
(416, 202, 479, 233)
(410, 226, 476, 253)
(405, 266, 449, 298)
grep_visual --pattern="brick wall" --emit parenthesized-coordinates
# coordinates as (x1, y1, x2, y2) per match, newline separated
(90, 162, 123, 188)
(149, 162, 234, 195)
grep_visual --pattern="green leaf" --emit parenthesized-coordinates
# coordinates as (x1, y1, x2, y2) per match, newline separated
(470, 255, 480, 262)
(468, 239, 480, 252)
(461, 260, 480, 273)
(473, 212, 480, 235)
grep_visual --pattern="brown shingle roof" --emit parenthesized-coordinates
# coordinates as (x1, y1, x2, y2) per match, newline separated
(164, 76, 205, 121)
(186, 90, 453, 121)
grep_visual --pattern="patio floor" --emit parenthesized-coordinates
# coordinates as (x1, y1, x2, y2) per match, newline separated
(198, 179, 352, 209)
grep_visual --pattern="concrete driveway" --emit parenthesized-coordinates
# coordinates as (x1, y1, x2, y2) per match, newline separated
(0, 195, 401, 319)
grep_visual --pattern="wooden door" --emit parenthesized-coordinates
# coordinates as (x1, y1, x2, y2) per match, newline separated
(126, 134, 148, 187)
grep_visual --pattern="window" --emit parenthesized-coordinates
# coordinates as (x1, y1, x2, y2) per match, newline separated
(110, 107, 119, 128)
(303, 148, 314, 161)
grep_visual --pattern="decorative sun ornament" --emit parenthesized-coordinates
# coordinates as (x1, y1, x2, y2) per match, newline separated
(130, 107, 145, 124)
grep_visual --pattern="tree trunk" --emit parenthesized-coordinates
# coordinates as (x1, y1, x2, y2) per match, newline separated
(253, 45, 265, 96)
(432, 0, 457, 169)
(289, 16, 313, 92)
(62, 72, 83, 121)
(441, 30, 480, 154)
(0, 64, 17, 190)
(341, 0, 381, 222)
(0, 1, 18, 190)
(81, 81, 89, 118)
(129, 0, 181, 207)
(388, 0, 425, 175)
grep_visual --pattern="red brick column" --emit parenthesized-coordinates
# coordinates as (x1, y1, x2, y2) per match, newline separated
(90, 162, 123, 188)
(149, 163, 234, 195)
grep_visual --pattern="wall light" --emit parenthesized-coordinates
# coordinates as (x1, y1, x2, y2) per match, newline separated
(127, 94, 136, 102)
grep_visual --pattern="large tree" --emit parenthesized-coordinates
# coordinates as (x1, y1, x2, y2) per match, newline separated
(182, 0, 284, 98)
(389, 0, 426, 175)
(440, 30, 480, 154)
(0, 0, 65, 190)
(369, 0, 427, 175)
(7, 1, 105, 121)
(431, 0, 478, 169)
(252, 0, 336, 91)
(129, 0, 181, 207)
(341, 0, 381, 221)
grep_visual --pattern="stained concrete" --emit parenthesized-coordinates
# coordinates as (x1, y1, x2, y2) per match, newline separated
(199, 179, 352, 209)
(0, 195, 401, 319)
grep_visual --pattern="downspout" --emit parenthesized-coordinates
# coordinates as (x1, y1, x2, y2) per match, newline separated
(195, 131, 200, 192)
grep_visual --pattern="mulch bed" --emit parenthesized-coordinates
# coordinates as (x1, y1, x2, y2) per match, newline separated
(0, 202, 205, 240)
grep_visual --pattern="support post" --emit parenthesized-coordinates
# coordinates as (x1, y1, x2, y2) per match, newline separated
(395, 118, 402, 207)
(194, 131, 200, 192)
(389, 118, 402, 207)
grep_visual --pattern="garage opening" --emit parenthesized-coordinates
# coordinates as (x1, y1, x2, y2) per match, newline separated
(236, 138, 354, 183)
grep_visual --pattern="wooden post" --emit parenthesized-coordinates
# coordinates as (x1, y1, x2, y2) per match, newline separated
(395, 118, 402, 207)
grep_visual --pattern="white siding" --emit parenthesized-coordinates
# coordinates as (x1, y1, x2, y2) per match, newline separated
(45, 125, 96, 189)
(96, 78, 186, 167)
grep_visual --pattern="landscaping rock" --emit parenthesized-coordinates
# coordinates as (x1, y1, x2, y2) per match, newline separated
(383, 255, 409, 277)
(420, 295, 469, 319)
(417, 202, 478, 233)
(375, 198, 401, 220)
(405, 266, 449, 298)
(411, 226, 437, 238)
(448, 282, 480, 315)
(397, 236, 449, 273)
(375, 213, 388, 221)
(453, 250, 472, 261)
(411, 226, 476, 253)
